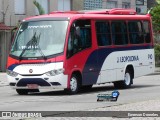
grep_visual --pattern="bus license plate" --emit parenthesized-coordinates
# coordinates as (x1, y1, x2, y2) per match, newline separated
(27, 84, 38, 89)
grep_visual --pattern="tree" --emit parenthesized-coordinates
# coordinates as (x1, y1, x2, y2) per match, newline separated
(33, 0, 45, 15)
(150, 0, 160, 66)
(150, 0, 160, 32)
(157, 0, 160, 4)
(154, 44, 160, 66)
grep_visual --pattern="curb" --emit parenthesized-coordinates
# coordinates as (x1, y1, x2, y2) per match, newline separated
(147, 72, 160, 76)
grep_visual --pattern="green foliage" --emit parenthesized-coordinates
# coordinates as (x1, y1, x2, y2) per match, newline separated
(150, 4, 160, 32)
(154, 44, 160, 66)
(33, 0, 45, 15)
(155, 44, 160, 58)
(156, 0, 160, 4)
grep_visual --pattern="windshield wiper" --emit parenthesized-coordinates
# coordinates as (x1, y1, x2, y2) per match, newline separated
(37, 45, 47, 60)
(19, 33, 47, 61)
(19, 32, 37, 61)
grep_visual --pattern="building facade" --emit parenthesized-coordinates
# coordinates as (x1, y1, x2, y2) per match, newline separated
(72, 0, 136, 11)
(0, 0, 71, 27)
(136, 0, 147, 14)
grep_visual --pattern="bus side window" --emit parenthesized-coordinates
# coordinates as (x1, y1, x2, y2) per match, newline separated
(111, 21, 128, 45)
(67, 20, 91, 58)
(96, 21, 111, 46)
(143, 21, 151, 43)
(128, 21, 144, 44)
(80, 27, 91, 48)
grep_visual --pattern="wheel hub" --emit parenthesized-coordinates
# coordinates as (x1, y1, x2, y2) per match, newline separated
(70, 77, 77, 92)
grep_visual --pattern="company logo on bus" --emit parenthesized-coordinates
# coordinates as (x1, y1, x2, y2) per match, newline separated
(29, 69, 33, 73)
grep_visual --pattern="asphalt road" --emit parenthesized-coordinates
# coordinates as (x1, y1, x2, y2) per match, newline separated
(0, 73, 160, 113)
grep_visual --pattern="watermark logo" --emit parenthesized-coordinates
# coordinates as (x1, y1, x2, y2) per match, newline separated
(1, 112, 42, 118)
(2, 112, 11, 118)
(97, 91, 120, 102)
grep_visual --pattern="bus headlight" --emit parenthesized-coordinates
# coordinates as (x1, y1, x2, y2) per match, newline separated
(6, 70, 18, 77)
(46, 68, 64, 76)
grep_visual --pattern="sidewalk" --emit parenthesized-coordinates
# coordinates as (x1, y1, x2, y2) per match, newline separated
(155, 67, 160, 72)
(0, 73, 8, 86)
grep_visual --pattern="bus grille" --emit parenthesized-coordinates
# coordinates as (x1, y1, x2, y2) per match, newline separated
(16, 78, 51, 87)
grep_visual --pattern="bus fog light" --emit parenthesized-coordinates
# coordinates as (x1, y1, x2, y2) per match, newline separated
(46, 68, 64, 76)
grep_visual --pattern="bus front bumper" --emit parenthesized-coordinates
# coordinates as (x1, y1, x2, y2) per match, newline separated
(7, 73, 68, 90)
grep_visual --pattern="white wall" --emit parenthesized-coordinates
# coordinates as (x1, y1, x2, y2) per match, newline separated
(58, 0, 71, 11)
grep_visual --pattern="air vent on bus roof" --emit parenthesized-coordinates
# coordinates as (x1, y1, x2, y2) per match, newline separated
(81, 8, 136, 15)
(49, 8, 137, 15)
(49, 11, 80, 14)
(108, 8, 136, 15)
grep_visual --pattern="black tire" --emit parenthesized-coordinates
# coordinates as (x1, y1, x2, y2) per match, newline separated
(29, 89, 39, 93)
(114, 69, 132, 89)
(16, 89, 29, 95)
(81, 85, 93, 91)
(65, 74, 80, 95)
(16, 89, 39, 95)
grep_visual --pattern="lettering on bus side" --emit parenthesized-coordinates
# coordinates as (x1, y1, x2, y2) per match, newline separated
(148, 54, 153, 60)
(117, 56, 139, 63)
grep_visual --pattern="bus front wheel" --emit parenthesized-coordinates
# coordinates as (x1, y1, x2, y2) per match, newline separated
(65, 74, 80, 95)
(114, 70, 132, 89)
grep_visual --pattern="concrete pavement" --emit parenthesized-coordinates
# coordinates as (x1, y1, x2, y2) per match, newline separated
(0, 73, 7, 86)
(0, 72, 160, 119)
(0, 68, 160, 120)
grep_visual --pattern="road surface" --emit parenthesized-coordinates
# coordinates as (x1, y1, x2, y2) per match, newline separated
(0, 73, 160, 119)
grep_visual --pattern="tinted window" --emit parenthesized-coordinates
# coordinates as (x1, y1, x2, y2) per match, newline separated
(128, 21, 144, 44)
(96, 21, 111, 46)
(111, 21, 128, 45)
(143, 21, 151, 43)
(67, 20, 91, 58)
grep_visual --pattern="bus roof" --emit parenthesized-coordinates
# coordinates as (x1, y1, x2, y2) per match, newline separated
(23, 8, 151, 22)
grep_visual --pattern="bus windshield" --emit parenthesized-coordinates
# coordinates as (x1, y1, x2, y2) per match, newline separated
(10, 20, 68, 59)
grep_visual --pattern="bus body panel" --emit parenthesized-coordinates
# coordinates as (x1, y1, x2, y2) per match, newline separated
(7, 9, 155, 92)
(79, 46, 154, 84)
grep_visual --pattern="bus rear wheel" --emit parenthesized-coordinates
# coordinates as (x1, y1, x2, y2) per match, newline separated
(16, 89, 39, 95)
(114, 70, 132, 89)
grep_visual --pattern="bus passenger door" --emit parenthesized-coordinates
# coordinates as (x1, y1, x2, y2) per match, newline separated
(66, 19, 99, 86)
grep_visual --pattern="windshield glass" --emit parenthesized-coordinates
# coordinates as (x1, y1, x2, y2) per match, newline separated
(10, 20, 68, 58)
